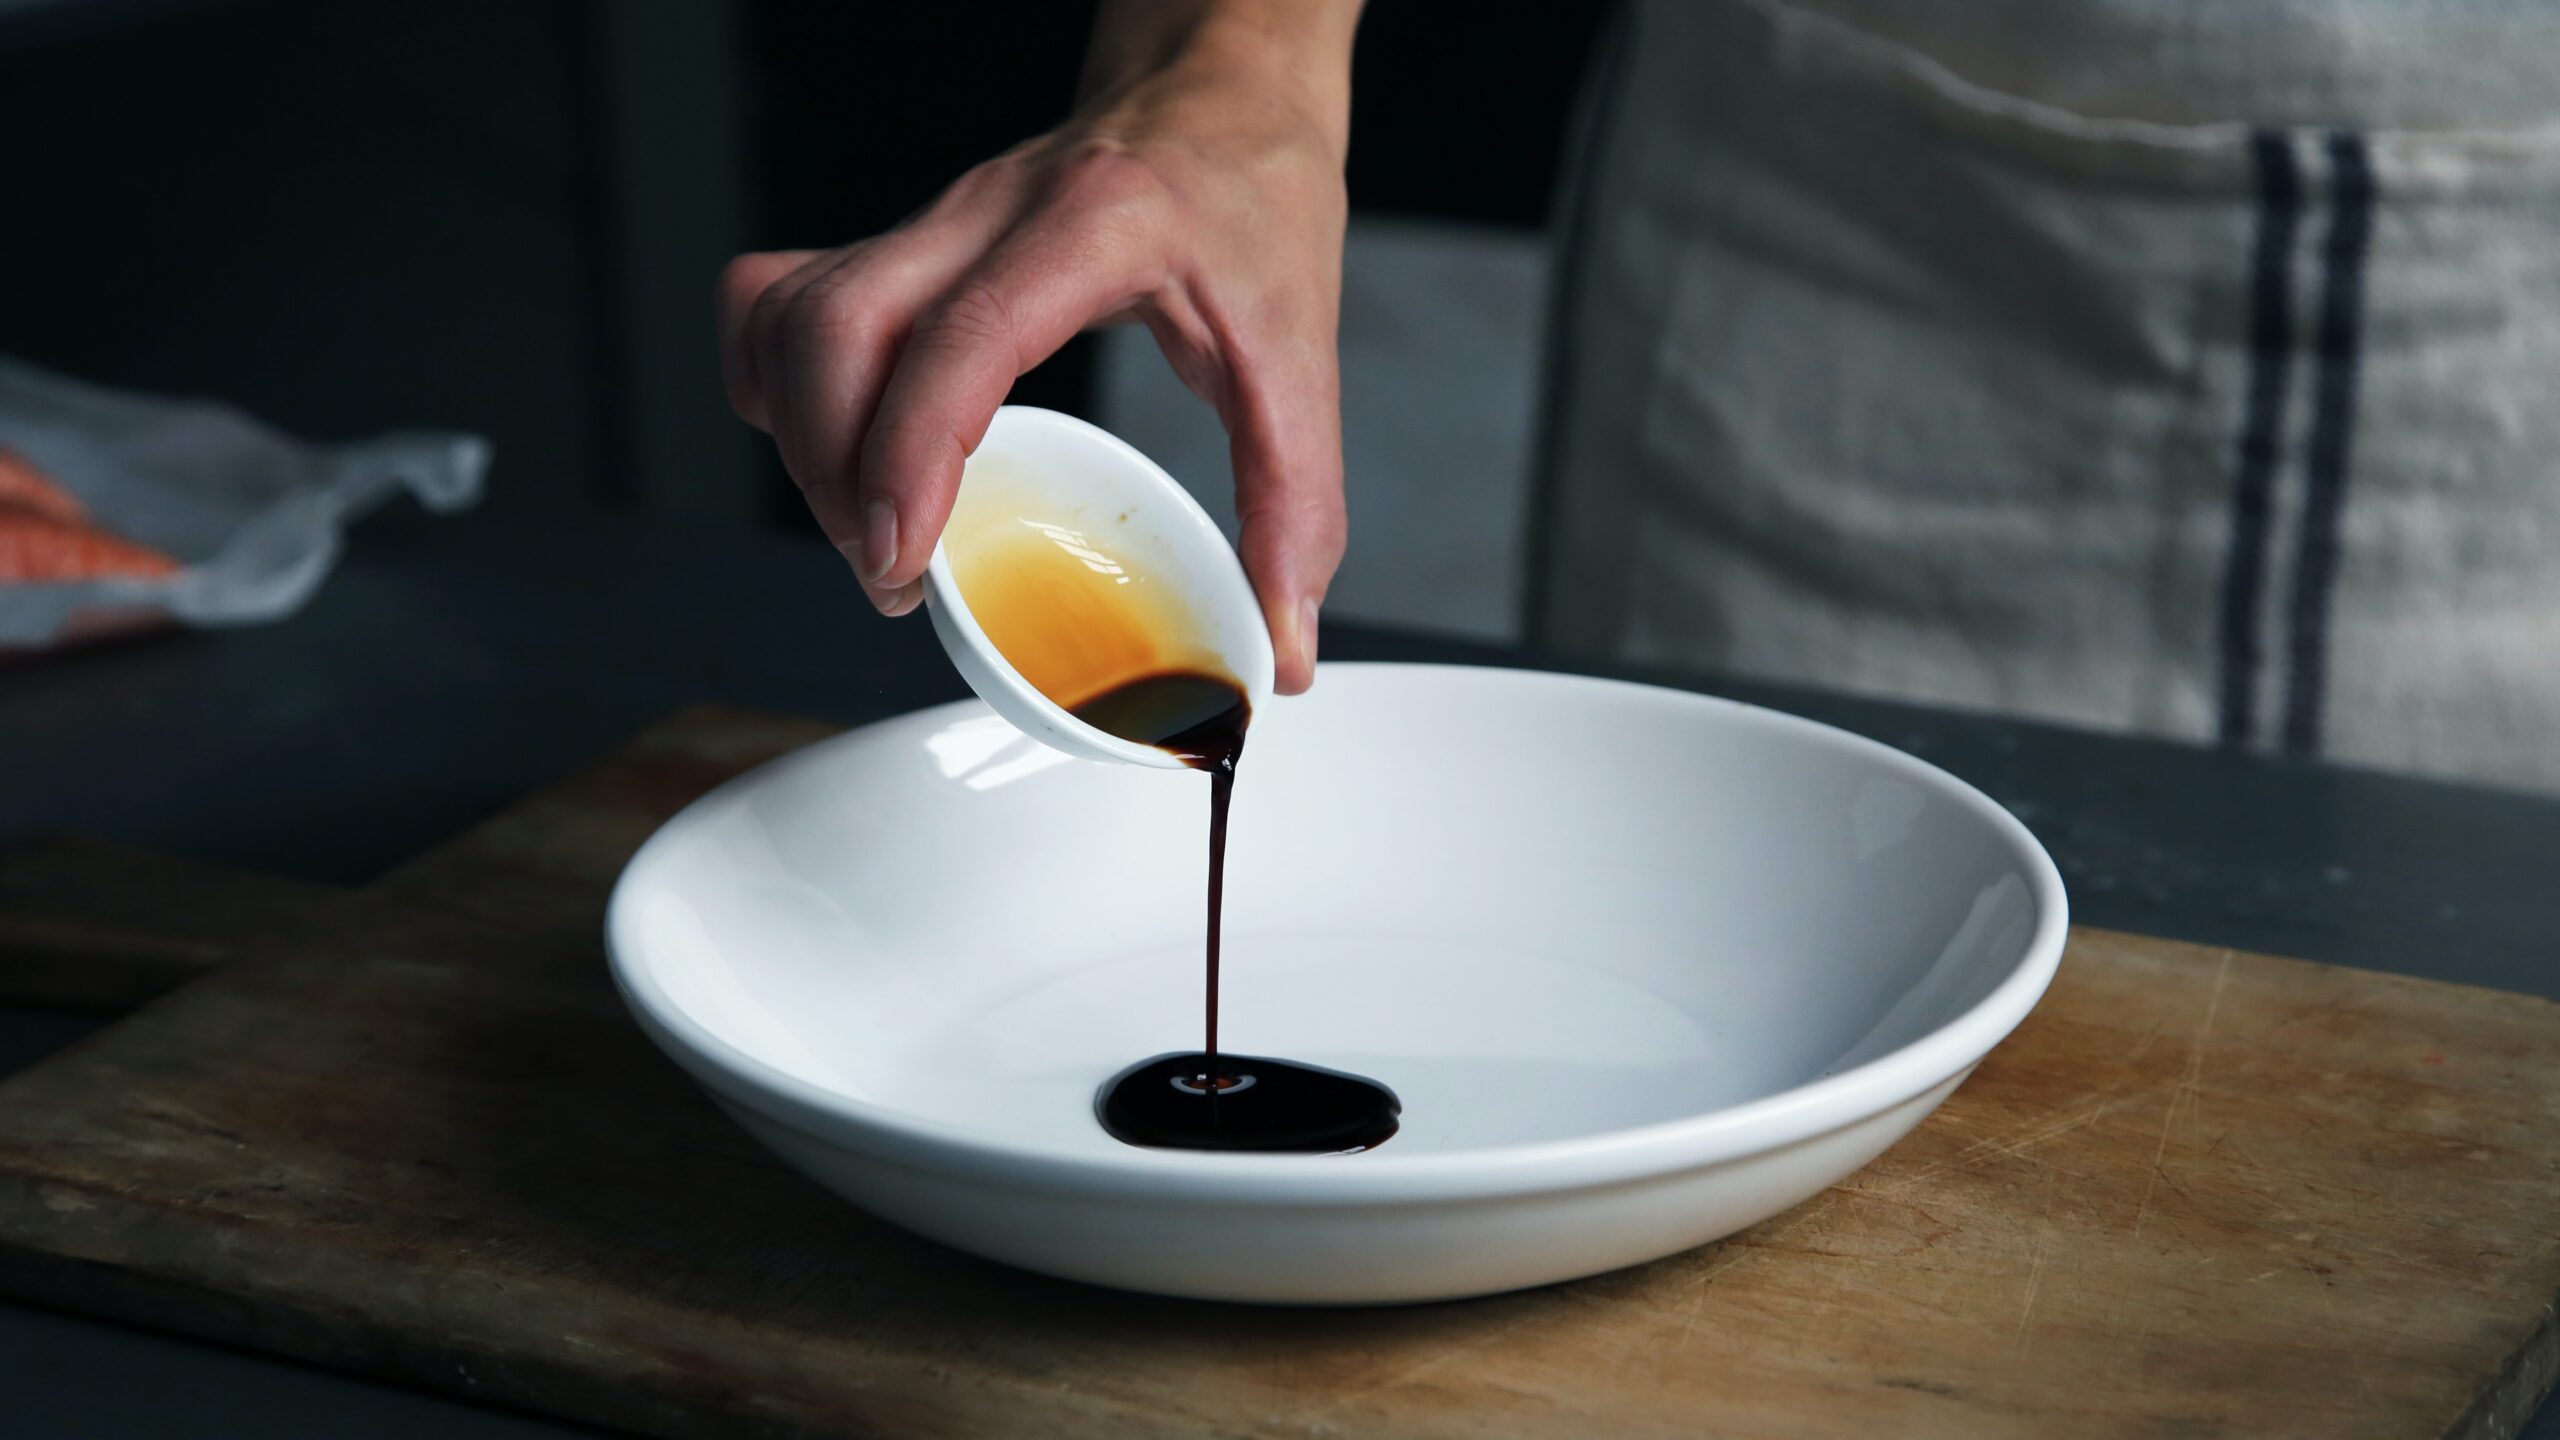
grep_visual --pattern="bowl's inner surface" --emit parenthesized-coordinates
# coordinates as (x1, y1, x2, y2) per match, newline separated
(623, 668, 2042, 1159)
(939, 412, 1268, 715)
(941, 450, 1227, 711)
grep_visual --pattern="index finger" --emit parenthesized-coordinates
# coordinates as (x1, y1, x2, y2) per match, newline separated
(852, 216, 1162, 589)
(713, 248, 823, 431)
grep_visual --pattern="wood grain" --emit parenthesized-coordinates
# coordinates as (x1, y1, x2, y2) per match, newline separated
(0, 705, 2552, 1439)
(0, 834, 351, 1010)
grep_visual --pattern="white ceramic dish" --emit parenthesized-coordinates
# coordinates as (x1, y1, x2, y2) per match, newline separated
(606, 664, 2067, 1304)
(921, 405, 1274, 769)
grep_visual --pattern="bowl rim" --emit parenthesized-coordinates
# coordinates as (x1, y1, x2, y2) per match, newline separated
(605, 662, 2069, 1205)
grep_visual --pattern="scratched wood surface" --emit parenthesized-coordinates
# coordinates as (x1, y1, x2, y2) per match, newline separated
(0, 705, 2553, 1440)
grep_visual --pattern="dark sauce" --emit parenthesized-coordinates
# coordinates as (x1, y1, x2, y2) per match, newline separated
(1068, 670, 1247, 1059)
(1096, 1052, 1402, 1154)
(1070, 670, 1400, 1154)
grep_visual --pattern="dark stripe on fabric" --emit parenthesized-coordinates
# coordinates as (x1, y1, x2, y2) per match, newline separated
(1519, 0, 1636, 649)
(2215, 130, 2304, 746)
(2280, 132, 2376, 757)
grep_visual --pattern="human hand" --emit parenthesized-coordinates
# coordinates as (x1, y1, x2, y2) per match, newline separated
(715, 7, 1356, 692)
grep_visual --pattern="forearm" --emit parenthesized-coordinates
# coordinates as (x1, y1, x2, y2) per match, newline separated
(1079, 0, 1365, 159)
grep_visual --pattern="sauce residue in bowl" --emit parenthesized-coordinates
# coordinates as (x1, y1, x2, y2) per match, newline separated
(1070, 671, 1400, 1154)
(949, 488, 1398, 1153)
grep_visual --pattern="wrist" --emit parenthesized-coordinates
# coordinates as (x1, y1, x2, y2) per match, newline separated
(1187, 14, 1356, 160)
(1080, 1, 1359, 163)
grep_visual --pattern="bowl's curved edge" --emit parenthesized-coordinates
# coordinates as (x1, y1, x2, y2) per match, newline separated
(712, 1051, 1973, 1305)
(604, 663, 2070, 1207)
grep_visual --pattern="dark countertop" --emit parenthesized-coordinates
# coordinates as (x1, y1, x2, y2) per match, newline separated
(4, 507, 2554, 1438)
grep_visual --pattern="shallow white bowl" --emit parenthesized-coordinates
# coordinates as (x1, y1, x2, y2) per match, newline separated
(606, 664, 2067, 1304)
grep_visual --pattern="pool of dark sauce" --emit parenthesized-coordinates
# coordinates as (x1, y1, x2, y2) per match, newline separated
(1072, 670, 1401, 1153)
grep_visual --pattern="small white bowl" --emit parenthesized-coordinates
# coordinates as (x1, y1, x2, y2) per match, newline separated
(606, 664, 2068, 1304)
(922, 405, 1274, 769)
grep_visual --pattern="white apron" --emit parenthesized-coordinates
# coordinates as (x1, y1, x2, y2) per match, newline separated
(1532, 0, 2560, 794)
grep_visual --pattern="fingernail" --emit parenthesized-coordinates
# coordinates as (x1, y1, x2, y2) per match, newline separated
(861, 497, 899, 583)
(1297, 597, 1321, 669)
(863, 577, 919, 617)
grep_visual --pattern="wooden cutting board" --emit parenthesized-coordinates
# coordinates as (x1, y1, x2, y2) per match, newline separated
(1, 706, 2553, 1440)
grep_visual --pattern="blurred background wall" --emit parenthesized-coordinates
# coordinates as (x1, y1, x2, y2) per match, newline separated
(0, 0, 1604, 640)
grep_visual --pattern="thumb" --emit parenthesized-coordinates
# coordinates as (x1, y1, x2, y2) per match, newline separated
(1221, 324, 1346, 696)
